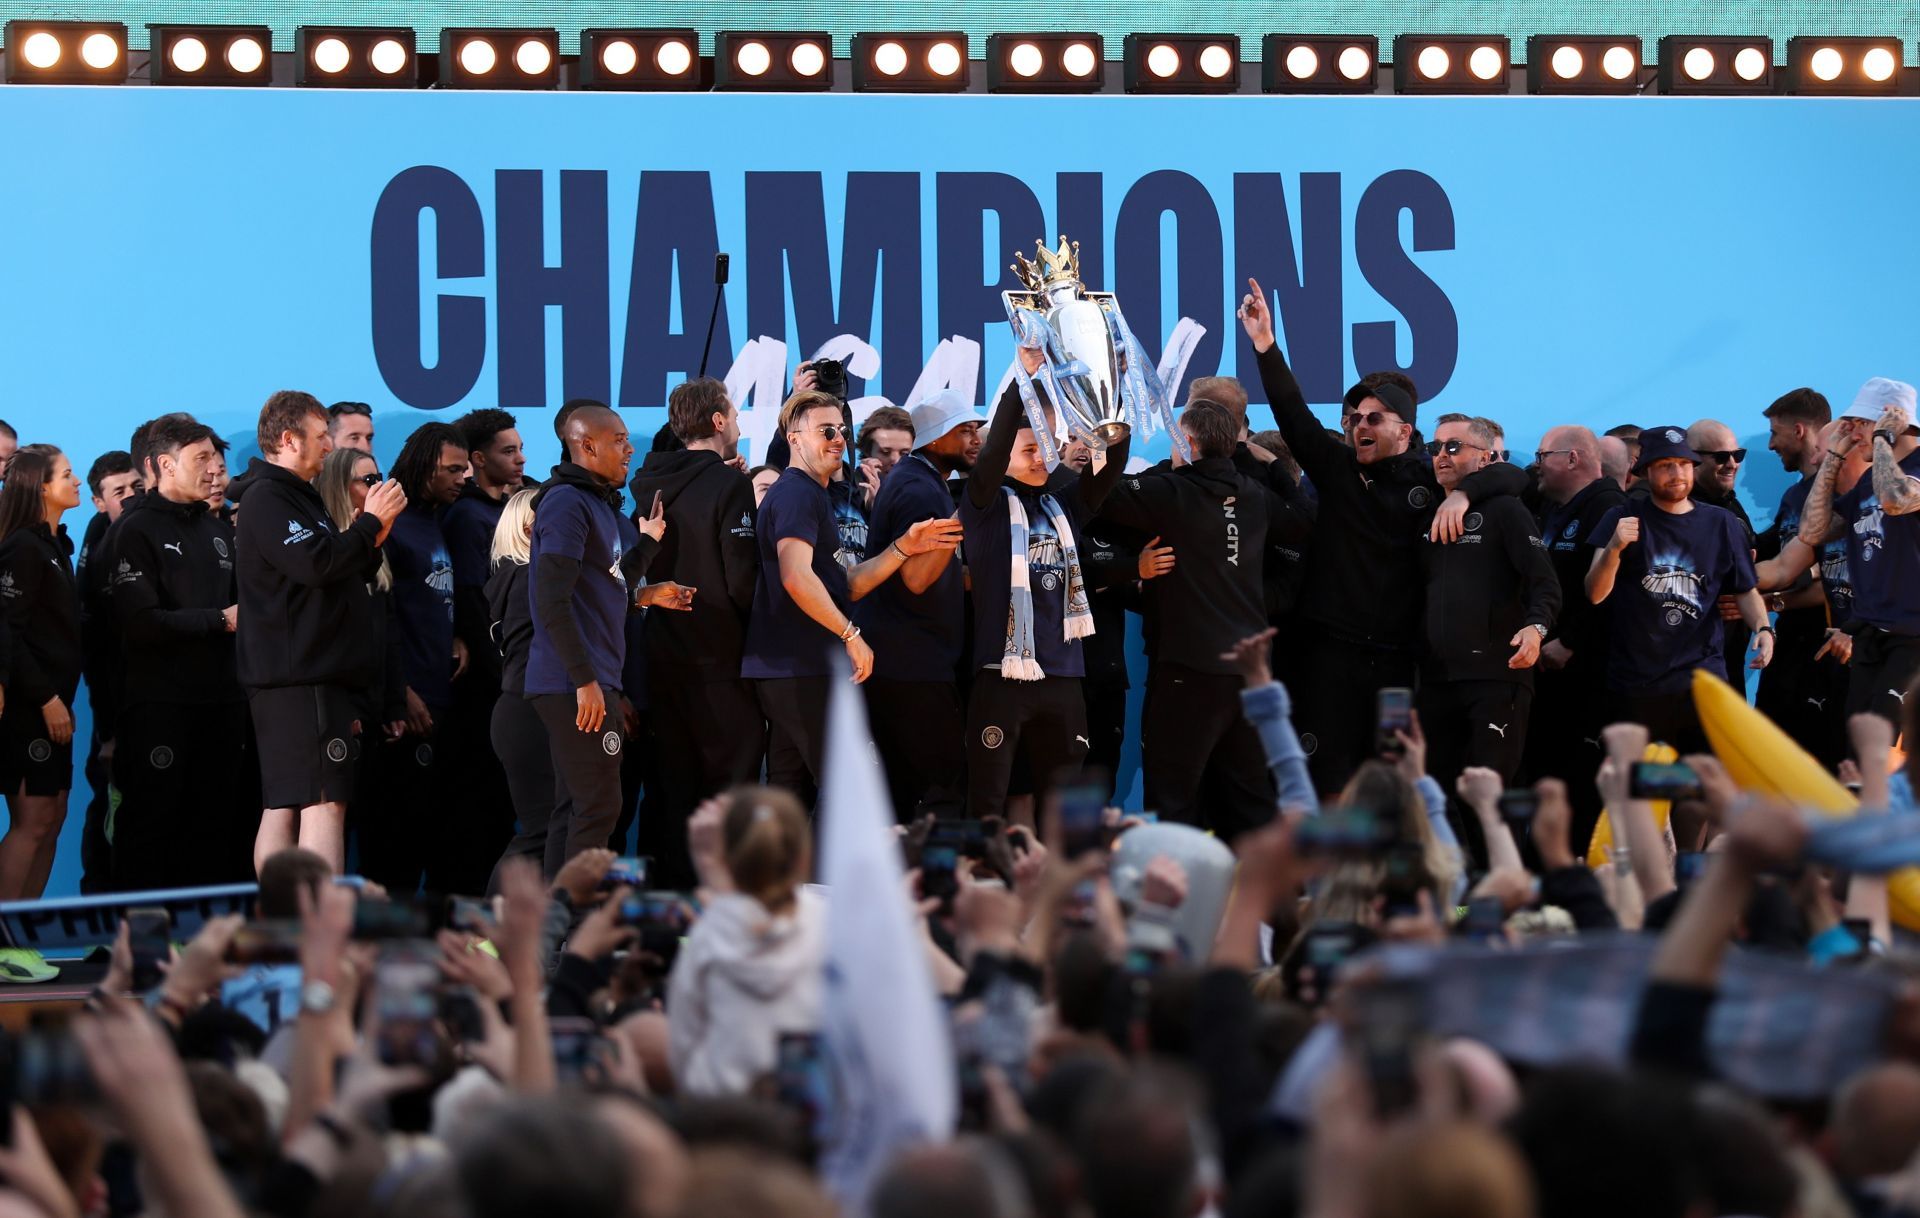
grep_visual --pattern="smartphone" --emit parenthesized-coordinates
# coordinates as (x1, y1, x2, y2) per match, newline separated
(372, 956, 441, 1067)
(1058, 776, 1109, 859)
(445, 896, 495, 936)
(1376, 687, 1414, 757)
(927, 820, 990, 860)
(550, 1016, 612, 1083)
(225, 920, 303, 965)
(1497, 789, 1540, 821)
(1295, 807, 1398, 858)
(1458, 897, 1506, 942)
(1378, 843, 1426, 920)
(600, 857, 651, 891)
(1299, 920, 1370, 992)
(126, 907, 172, 994)
(616, 891, 693, 933)
(1630, 761, 1702, 801)
(774, 1031, 833, 1132)
(438, 987, 486, 1044)
(1354, 977, 1429, 1119)
(1674, 851, 1711, 884)
(353, 898, 431, 942)
(921, 845, 960, 915)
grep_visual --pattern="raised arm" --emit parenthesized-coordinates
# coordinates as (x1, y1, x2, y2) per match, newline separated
(969, 379, 1028, 511)
(264, 482, 403, 587)
(1077, 431, 1132, 514)
(1797, 440, 1850, 546)
(1585, 510, 1637, 604)
(1238, 277, 1347, 480)
(1870, 408, 1920, 515)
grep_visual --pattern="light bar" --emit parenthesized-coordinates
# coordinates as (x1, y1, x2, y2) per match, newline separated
(4, 20, 127, 85)
(1393, 34, 1511, 93)
(1657, 35, 1774, 94)
(441, 28, 559, 90)
(294, 26, 417, 87)
(148, 24, 272, 86)
(985, 32, 1104, 93)
(714, 30, 832, 91)
(578, 28, 702, 91)
(1786, 36, 1902, 95)
(852, 31, 970, 92)
(1124, 33, 1240, 94)
(1262, 34, 1378, 93)
(1525, 35, 1642, 94)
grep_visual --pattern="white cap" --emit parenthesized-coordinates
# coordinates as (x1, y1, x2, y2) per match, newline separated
(1843, 376, 1918, 423)
(909, 388, 986, 450)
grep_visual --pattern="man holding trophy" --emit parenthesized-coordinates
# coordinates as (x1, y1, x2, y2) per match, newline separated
(959, 237, 1158, 820)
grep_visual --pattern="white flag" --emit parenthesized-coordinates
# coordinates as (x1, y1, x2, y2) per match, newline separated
(816, 661, 956, 1212)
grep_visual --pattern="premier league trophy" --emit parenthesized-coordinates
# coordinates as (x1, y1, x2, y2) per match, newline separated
(1003, 235, 1188, 466)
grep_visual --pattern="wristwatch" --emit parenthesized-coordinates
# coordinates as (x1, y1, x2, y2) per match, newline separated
(300, 979, 336, 1016)
(1875, 429, 1899, 448)
(1529, 624, 1548, 640)
(1756, 625, 1775, 636)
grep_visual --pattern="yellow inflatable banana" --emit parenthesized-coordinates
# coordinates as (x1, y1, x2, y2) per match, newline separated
(1585, 740, 1678, 868)
(1691, 667, 1920, 930)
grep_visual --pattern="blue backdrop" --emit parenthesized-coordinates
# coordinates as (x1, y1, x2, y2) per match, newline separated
(3, 89, 1915, 892)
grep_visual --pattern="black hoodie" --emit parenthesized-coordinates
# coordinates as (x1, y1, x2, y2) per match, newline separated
(233, 457, 383, 691)
(0, 522, 81, 710)
(109, 492, 241, 708)
(1251, 344, 1527, 651)
(627, 449, 757, 679)
(1418, 493, 1561, 685)
(1096, 456, 1272, 675)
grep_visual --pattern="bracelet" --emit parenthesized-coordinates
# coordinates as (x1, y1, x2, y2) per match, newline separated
(839, 621, 860, 642)
(889, 540, 909, 561)
(1756, 625, 1775, 635)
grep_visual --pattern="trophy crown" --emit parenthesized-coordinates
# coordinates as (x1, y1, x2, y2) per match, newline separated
(1010, 234, 1082, 294)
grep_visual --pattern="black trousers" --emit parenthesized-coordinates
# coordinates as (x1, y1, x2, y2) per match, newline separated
(611, 704, 656, 856)
(1607, 689, 1709, 758)
(1084, 678, 1128, 802)
(111, 700, 257, 891)
(80, 729, 112, 895)
(757, 677, 832, 805)
(1284, 637, 1419, 798)
(489, 688, 564, 885)
(359, 725, 458, 896)
(1524, 661, 1610, 858)
(646, 672, 765, 883)
(533, 687, 627, 863)
(1141, 662, 1276, 840)
(864, 677, 967, 823)
(1756, 640, 1848, 769)
(1847, 628, 1920, 739)
(441, 683, 515, 895)
(1420, 679, 1533, 790)
(966, 671, 1087, 821)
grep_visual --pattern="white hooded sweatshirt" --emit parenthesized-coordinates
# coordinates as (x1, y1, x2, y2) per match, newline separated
(666, 887, 826, 1096)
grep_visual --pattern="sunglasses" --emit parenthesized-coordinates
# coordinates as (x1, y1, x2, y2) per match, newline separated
(356, 472, 384, 486)
(1698, 449, 1747, 465)
(795, 425, 853, 442)
(1345, 410, 1403, 429)
(1534, 448, 1577, 466)
(1425, 438, 1486, 457)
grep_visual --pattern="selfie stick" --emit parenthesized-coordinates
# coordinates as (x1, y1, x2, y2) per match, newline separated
(698, 252, 730, 379)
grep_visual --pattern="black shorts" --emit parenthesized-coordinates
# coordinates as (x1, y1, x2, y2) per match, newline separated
(249, 685, 358, 810)
(0, 704, 74, 797)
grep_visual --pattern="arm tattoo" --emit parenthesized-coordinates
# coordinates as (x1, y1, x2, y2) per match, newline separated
(1872, 439, 1920, 516)
(1797, 451, 1846, 545)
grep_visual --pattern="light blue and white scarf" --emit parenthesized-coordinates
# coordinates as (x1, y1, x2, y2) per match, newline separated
(1002, 488, 1092, 680)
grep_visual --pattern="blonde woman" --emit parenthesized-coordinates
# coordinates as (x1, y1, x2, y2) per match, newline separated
(485, 489, 564, 884)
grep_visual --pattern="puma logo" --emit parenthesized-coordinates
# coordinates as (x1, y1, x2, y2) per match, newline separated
(1582, 737, 1601, 749)
(1488, 723, 1508, 739)
(1805, 697, 1827, 711)
(1074, 735, 1090, 747)
(1894, 689, 1912, 705)
(163, 542, 182, 556)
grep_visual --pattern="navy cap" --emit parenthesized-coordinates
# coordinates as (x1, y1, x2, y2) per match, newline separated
(1633, 425, 1699, 474)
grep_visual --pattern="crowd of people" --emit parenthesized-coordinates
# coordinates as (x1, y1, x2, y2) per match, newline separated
(0, 274, 1911, 1216)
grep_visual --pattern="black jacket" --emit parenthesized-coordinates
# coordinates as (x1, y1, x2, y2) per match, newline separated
(1418, 494, 1561, 685)
(109, 493, 241, 708)
(442, 481, 507, 690)
(1098, 456, 1272, 675)
(1234, 446, 1317, 619)
(485, 559, 535, 698)
(1538, 476, 1628, 675)
(1252, 344, 1527, 650)
(233, 458, 384, 691)
(1693, 481, 1756, 682)
(76, 508, 125, 737)
(0, 522, 81, 709)
(627, 449, 756, 679)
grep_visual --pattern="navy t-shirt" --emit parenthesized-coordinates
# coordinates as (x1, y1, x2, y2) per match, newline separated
(742, 468, 851, 679)
(1775, 476, 1854, 627)
(962, 480, 1086, 679)
(828, 477, 869, 570)
(526, 484, 627, 696)
(386, 505, 456, 710)
(1835, 448, 1920, 635)
(1588, 501, 1757, 696)
(617, 509, 648, 710)
(857, 455, 963, 682)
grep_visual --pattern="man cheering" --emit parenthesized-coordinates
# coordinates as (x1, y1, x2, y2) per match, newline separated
(1585, 426, 1772, 751)
(1417, 414, 1560, 795)
(1238, 277, 1526, 793)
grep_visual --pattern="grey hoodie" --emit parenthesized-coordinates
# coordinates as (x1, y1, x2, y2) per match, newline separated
(666, 888, 826, 1096)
